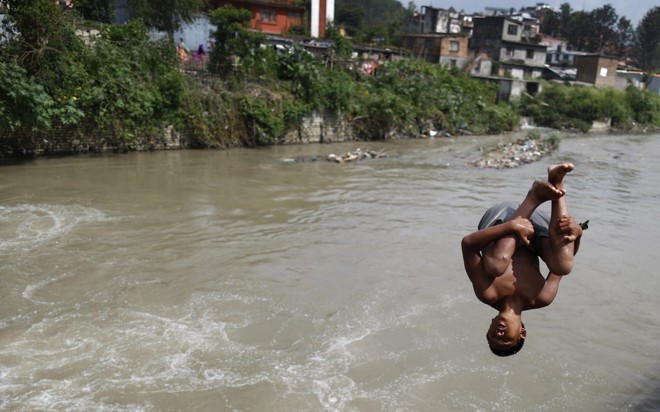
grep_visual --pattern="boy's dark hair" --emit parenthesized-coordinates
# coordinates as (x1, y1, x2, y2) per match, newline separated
(487, 323, 525, 357)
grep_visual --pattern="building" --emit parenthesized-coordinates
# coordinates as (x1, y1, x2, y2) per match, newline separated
(404, 34, 469, 67)
(470, 15, 547, 79)
(210, 0, 333, 38)
(647, 74, 660, 95)
(114, 0, 333, 39)
(416, 6, 467, 35)
(509, 12, 540, 38)
(575, 54, 621, 88)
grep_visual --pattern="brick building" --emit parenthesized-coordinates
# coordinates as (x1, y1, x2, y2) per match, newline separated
(211, 0, 333, 38)
(574, 54, 619, 88)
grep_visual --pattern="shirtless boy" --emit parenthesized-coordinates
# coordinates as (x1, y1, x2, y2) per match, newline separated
(461, 164, 583, 356)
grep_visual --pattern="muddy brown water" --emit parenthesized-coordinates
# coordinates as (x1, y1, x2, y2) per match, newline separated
(1, 132, 659, 411)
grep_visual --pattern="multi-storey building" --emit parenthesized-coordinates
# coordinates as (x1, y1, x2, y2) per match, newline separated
(469, 15, 547, 79)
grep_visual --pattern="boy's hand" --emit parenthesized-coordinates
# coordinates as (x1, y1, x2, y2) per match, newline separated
(557, 215, 583, 241)
(509, 216, 534, 245)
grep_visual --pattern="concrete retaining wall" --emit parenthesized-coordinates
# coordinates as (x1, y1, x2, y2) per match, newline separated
(281, 111, 357, 144)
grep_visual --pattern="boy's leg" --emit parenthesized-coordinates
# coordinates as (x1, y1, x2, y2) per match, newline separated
(482, 179, 564, 276)
(540, 163, 576, 276)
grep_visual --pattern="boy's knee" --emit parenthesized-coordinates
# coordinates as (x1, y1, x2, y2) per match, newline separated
(547, 255, 574, 276)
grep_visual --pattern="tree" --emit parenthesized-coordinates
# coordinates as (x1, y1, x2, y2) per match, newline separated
(0, 0, 87, 106)
(207, 6, 265, 78)
(540, 9, 560, 37)
(75, 0, 114, 23)
(565, 11, 592, 51)
(335, 5, 365, 37)
(334, 0, 410, 47)
(126, 0, 204, 37)
(558, 3, 573, 38)
(633, 7, 660, 71)
(616, 17, 634, 56)
(0, 61, 55, 132)
(589, 4, 618, 52)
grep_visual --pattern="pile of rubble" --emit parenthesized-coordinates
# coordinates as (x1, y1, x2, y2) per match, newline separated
(470, 136, 560, 169)
(283, 148, 388, 164)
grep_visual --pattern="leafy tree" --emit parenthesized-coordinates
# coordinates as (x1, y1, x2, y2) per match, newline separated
(126, 0, 204, 37)
(80, 21, 184, 135)
(335, 5, 365, 37)
(540, 9, 560, 37)
(615, 17, 634, 56)
(633, 7, 660, 71)
(324, 23, 353, 60)
(588, 4, 618, 52)
(0, 0, 87, 131)
(558, 3, 573, 37)
(277, 47, 322, 104)
(207, 6, 266, 79)
(75, 0, 114, 23)
(334, 0, 411, 46)
(0, 60, 55, 132)
(0, 0, 85, 78)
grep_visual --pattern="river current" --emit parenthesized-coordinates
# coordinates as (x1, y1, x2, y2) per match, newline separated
(1, 132, 659, 411)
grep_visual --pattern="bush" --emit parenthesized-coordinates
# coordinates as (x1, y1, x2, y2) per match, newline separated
(0, 60, 56, 132)
(626, 86, 660, 125)
(481, 104, 519, 134)
(240, 95, 286, 145)
(520, 82, 660, 132)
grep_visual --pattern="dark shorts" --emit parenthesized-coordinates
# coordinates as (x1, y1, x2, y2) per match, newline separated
(477, 201, 550, 256)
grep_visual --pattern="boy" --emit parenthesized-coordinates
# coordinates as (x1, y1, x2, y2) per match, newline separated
(461, 164, 583, 356)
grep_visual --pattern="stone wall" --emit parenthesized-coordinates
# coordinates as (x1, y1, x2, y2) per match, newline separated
(281, 111, 357, 144)
(2, 125, 184, 158)
(2, 113, 353, 158)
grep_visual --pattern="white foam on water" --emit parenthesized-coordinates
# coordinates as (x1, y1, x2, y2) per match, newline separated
(0, 203, 108, 253)
(22, 272, 75, 305)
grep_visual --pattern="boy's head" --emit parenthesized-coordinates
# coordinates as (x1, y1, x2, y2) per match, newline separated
(486, 315, 526, 357)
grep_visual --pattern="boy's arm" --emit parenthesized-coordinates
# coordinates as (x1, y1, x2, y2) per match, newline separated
(534, 273, 562, 308)
(461, 218, 532, 281)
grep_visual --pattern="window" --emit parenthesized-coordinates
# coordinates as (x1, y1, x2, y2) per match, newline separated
(507, 24, 518, 36)
(506, 47, 514, 57)
(449, 41, 459, 52)
(260, 9, 276, 24)
(526, 49, 534, 59)
(450, 59, 457, 67)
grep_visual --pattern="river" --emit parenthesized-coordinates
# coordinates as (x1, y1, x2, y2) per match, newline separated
(1, 132, 659, 411)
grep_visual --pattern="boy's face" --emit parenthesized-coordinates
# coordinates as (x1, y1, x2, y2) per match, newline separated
(487, 315, 525, 349)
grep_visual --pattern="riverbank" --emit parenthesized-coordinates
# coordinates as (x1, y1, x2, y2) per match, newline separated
(3, 6, 660, 160)
(3, 120, 658, 163)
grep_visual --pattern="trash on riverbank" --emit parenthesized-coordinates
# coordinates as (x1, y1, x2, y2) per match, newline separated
(470, 135, 560, 169)
(282, 148, 388, 164)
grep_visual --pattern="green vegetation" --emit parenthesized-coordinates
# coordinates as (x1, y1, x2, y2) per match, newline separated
(520, 82, 660, 132)
(0, 1, 185, 155)
(334, 0, 414, 47)
(0, 0, 659, 158)
(633, 7, 660, 72)
(125, 0, 204, 37)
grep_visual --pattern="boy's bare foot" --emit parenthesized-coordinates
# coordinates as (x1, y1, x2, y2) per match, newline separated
(547, 163, 574, 189)
(528, 179, 564, 204)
